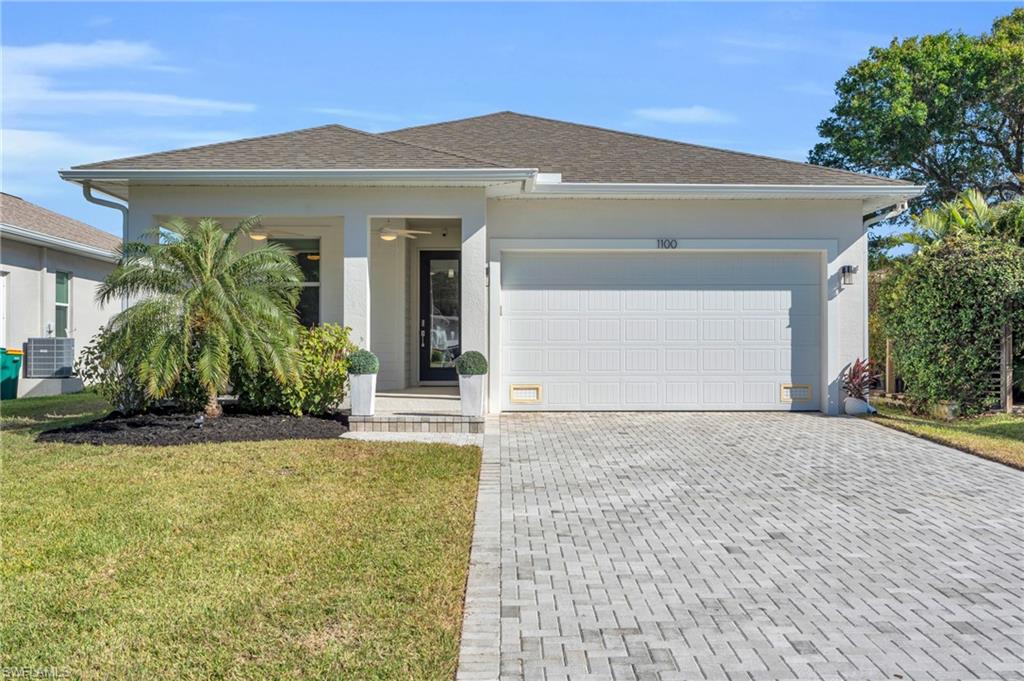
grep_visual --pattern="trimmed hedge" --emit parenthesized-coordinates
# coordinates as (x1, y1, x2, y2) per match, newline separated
(879, 236, 1024, 415)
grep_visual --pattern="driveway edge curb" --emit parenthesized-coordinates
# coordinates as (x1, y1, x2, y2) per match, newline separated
(456, 415, 501, 680)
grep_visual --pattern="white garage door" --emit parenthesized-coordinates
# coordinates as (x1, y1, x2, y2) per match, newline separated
(500, 251, 821, 411)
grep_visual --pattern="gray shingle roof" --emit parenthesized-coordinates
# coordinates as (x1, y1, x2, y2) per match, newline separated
(73, 124, 499, 170)
(72, 111, 908, 187)
(0, 193, 120, 251)
(384, 112, 909, 186)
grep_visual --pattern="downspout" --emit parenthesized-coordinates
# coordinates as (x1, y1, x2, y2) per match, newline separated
(81, 182, 128, 311)
(81, 182, 128, 242)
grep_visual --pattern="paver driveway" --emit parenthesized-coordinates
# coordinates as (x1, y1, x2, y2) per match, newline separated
(498, 413, 1023, 681)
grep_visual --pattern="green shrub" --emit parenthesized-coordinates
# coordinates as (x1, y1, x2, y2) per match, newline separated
(75, 327, 153, 415)
(234, 324, 357, 415)
(348, 349, 379, 375)
(879, 236, 1024, 415)
(454, 351, 488, 376)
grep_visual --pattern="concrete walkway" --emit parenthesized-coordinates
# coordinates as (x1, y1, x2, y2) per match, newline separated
(492, 412, 1023, 681)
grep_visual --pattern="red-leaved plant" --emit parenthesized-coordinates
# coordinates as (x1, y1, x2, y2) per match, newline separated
(842, 358, 879, 400)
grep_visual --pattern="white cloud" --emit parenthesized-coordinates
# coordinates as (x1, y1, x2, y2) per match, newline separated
(1, 128, 136, 196)
(2, 40, 253, 117)
(4, 40, 163, 72)
(309, 107, 403, 123)
(632, 106, 737, 125)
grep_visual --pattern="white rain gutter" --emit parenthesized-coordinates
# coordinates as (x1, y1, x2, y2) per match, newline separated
(59, 168, 539, 184)
(863, 201, 910, 229)
(0, 222, 118, 262)
(82, 182, 128, 241)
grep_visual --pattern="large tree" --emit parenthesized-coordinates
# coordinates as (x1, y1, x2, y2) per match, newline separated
(810, 9, 1024, 209)
(98, 218, 303, 417)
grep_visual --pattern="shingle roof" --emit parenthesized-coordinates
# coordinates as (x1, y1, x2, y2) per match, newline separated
(72, 111, 908, 187)
(384, 112, 909, 186)
(0, 193, 120, 251)
(73, 124, 499, 170)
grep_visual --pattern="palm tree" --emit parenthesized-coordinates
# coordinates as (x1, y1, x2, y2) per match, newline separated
(902, 188, 997, 249)
(98, 217, 303, 417)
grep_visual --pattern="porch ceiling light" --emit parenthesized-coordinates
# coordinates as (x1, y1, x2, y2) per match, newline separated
(250, 232, 267, 241)
(379, 232, 398, 241)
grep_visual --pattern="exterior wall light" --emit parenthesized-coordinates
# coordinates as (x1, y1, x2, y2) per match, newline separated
(841, 265, 856, 285)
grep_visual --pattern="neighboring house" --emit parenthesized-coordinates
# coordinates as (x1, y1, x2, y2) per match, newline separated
(0, 192, 120, 397)
(60, 112, 923, 414)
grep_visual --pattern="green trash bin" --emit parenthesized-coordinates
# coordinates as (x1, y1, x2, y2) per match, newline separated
(1, 348, 24, 400)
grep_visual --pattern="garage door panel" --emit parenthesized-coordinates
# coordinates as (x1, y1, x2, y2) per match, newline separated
(586, 319, 620, 342)
(545, 319, 581, 342)
(624, 348, 659, 372)
(502, 252, 821, 411)
(545, 349, 581, 372)
(624, 319, 658, 342)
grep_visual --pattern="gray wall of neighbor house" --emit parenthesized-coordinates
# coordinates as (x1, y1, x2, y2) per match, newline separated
(0, 237, 117, 397)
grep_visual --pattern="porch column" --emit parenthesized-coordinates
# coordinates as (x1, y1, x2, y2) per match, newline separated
(343, 212, 371, 348)
(461, 203, 488, 357)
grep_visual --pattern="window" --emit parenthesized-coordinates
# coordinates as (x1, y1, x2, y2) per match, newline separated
(270, 238, 320, 327)
(55, 271, 71, 337)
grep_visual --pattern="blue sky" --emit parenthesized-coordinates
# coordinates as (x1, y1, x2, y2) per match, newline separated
(2, 2, 1015, 236)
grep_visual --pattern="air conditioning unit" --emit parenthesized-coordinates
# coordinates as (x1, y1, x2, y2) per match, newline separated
(24, 338, 75, 379)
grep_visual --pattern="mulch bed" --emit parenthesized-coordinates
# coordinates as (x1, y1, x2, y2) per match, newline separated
(38, 409, 348, 446)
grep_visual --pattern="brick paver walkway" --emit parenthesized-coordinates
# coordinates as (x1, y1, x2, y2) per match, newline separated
(498, 413, 1023, 681)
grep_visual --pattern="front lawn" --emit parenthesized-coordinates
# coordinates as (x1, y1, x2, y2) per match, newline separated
(869, 401, 1024, 470)
(1, 393, 481, 679)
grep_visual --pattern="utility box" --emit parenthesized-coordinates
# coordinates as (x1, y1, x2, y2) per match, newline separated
(24, 338, 75, 379)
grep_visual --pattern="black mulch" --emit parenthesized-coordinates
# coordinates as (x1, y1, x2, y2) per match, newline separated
(37, 409, 348, 446)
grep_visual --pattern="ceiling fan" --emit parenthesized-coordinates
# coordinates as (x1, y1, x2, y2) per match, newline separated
(379, 225, 432, 241)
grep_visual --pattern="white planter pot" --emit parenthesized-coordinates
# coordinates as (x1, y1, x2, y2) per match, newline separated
(350, 373, 377, 416)
(459, 374, 485, 417)
(843, 396, 875, 415)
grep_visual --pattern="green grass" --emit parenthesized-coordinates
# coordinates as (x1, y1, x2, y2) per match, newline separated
(870, 402, 1024, 470)
(1, 393, 481, 680)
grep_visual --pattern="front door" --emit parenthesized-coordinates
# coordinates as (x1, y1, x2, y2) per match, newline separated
(419, 251, 461, 381)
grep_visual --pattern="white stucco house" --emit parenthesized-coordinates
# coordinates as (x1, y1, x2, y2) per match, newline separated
(59, 112, 923, 414)
(1, 192, 120, 397)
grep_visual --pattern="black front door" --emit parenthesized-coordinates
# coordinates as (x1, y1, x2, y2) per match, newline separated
(419, 251, 461, 381)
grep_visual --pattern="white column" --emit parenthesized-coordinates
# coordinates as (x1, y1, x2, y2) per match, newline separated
(461, 202, 488, 406)
(461, 203, 487, 354)
(343, 212, 371, 348)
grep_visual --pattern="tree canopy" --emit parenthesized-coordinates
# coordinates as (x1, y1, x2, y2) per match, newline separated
(810, 9, 1024, 209)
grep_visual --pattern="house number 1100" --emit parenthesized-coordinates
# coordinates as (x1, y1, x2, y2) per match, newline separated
(656, 238, 678, 249)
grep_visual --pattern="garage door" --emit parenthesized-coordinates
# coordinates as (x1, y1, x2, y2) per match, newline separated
(500, 251, 821, 411)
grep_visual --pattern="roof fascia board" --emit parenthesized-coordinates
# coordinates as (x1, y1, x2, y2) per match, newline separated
(526, 181, 925, 199)
(0, 223, 119, 262)
(60, 168, 538, 185)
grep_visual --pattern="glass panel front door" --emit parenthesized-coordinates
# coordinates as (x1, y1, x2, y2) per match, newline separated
(419, 251, 460, 381)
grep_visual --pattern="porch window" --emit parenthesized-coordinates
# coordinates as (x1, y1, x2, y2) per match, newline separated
(270, 238, 320, 327)
(55, 271, 71, 337)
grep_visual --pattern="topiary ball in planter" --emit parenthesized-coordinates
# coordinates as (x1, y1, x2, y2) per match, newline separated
(455, 351, 487, 417)
(348, 349, 379, 375)
(454, 350, 488, 376)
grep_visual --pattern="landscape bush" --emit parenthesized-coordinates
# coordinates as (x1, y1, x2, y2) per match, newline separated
(233, 324, 357, 415)
(878, 235, 1024, 415)
(75, 326, 154, 415)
